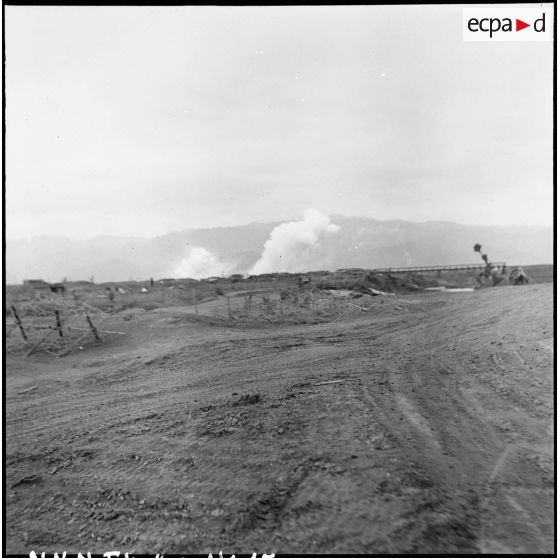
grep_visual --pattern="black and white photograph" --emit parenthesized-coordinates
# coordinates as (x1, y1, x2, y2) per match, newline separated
(4, 3, 555, 554)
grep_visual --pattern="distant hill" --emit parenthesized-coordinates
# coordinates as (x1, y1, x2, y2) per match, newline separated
(5, 217, 553, 284)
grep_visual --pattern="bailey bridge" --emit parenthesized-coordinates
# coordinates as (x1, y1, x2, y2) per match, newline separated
(370, 262, 506, 274)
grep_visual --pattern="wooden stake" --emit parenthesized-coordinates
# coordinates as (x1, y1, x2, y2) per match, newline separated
(227, 296, 231, 318)
(54, 310, 63, 338)
(192, 289, 198, 314)
(86, 315, 101, 341)
(11, 305, 28, 341)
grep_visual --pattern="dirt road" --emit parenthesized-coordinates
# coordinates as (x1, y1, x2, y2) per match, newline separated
(5, 284, 554, 553)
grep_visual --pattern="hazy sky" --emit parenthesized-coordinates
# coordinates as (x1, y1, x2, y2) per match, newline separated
(5, 4, 554, 240)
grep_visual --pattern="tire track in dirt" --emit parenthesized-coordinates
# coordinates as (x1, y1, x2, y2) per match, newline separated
(349, 286, 553, 553)
(353, 377, 481, 552)
(405, 294, 552, 552)
(395, 394, 441, 449)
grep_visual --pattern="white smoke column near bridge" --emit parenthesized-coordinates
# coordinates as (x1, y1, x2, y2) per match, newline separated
(250, 209, 340, 274)
(174, 247, 231, 279)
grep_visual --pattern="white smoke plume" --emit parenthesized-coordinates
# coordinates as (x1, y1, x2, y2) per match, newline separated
(250, 209, 340, 275)
(174, 247, 231, 279)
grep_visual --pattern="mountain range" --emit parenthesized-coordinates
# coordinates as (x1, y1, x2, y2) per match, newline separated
(5, 216, 553, 284)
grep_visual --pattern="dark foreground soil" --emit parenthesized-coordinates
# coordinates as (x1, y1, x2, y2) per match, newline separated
(5, 284, 554, 554)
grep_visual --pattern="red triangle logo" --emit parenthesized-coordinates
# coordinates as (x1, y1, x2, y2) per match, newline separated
(516, 19, 530, 31)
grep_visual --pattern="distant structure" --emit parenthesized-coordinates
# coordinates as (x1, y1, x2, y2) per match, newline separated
(50, 283, 66, 294)
(23, 279, 66, 295)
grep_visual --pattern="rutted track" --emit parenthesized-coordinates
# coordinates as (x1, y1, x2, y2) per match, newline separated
(5, 284, 554, 553)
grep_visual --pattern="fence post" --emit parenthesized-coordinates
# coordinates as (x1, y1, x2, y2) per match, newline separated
(227, 296, 231, 318)
(54, 310, 63, 338)
(192, 289, 198, 314)
(86, 315, 101, 341)
(11, 305, 28, 341)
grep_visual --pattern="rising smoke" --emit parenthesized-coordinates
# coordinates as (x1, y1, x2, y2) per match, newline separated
(174, 247, 231, 279)
(250, 209, 340, 275)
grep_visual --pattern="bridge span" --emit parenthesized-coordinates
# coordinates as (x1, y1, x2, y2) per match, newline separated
(369, 262, 506, 274)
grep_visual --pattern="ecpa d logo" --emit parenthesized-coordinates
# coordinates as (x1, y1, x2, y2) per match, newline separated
(463, 7, 553, 41)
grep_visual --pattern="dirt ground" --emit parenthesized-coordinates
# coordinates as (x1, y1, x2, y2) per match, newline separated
(4, 283, 554, 554)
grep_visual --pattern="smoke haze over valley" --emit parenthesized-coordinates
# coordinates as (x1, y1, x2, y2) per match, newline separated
(6, 213, 552, 284)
